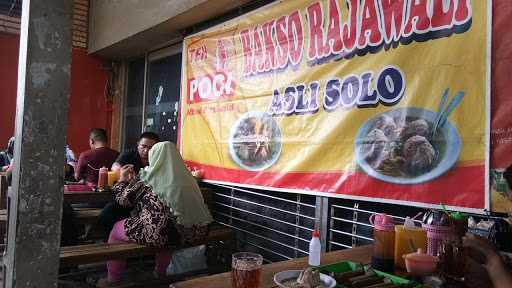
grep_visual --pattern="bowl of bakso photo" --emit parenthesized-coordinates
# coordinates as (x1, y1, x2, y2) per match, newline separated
(229, 111, 282, 171)
(354, 107, 461, 184)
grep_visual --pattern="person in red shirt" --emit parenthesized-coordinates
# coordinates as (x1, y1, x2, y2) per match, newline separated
(75, 128, 119, 185)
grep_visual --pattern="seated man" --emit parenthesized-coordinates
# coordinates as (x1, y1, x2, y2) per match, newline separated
(75, 128, 119, 185)
(0, 137, 14, 171)
(100, 131, 159, 239)
(111, 131, 160, 173)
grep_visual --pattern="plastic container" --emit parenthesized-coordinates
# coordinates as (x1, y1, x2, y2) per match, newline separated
(450, 212, 468, 239)
(97, 167, 108, 190)
(422, 224, 453, 257)
(422, 209, 453, 256)
(309, 230, 321, 267)
(107, 170, 119, 188)
(468, 218, 512, 252)
(370, 214, 395, 273)
(403, 248, 438, 277)
(394, 217, 427, 269)
(64, 183, 93, 192)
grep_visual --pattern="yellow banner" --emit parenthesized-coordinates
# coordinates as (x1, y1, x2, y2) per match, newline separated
(181, 0, 490, 212)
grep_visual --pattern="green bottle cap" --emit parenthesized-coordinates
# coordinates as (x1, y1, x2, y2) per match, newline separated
(450, 211, 466, 220)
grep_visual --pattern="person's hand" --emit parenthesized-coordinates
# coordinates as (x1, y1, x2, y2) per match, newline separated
(463, 232, 499, 266)
(119, 164, 135, 182)
(111, 162, 121, 173)
(463, 232, 512, 288)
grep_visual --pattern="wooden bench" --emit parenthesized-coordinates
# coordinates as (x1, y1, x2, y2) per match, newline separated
(60, 225, 235, 267)
(0, 174, 7, 209)
(74, 207, 102, 220)
(59, 186, 236, 269)
(0, 209, 6, 222)
(0, 207, 103, 223)
(64, 191, 113, 204)
(0, 175, 8, 247)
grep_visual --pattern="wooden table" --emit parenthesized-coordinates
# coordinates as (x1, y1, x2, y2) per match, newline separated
(0, 191, 111, 220)
(173, 245, 372, 288)
(63, 191, 113, 204)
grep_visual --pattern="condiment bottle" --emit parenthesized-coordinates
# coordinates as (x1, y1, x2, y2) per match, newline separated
(97, 167, 108, 190)
(450, 211, 467, 240)
(394, 216, 427, 269)
(422, 209, 452, 256)
(370, 213, 395, 273)
(308, 230, 321, 267)
(439, 211, 467, 280)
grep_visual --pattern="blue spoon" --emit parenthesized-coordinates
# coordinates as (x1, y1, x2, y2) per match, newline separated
(431, 88, 449, 140)
(432, 91, 464, 141)
(438, 91, 465, 127)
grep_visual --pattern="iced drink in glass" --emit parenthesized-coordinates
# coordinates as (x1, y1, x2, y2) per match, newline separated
(231, 252, 263, 288)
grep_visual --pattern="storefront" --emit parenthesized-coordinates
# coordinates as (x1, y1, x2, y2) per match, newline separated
(104, 0, 512, 213)
(1, 1, 511, 286)
(94, 0, 512, 262)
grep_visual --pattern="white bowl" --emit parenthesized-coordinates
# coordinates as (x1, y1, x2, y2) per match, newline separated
(228, 111, 282, 171)
(273, 270, 337, 288)
(354, 107, 461, 184)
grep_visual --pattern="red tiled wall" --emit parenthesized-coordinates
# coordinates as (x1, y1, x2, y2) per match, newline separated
(68, 48, 111, 155)
(491, 2, 512, 168)
(0, 33, 19, 149)
(0, 33, 110, 155)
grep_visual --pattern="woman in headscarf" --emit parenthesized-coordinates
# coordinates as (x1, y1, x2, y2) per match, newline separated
(97, 141, 212, 287)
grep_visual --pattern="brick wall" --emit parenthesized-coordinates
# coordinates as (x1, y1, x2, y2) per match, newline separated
(73, 0, 89, 48)
(0, 0, 89, 49)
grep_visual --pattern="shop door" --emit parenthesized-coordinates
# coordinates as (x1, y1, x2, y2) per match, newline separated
(122, 58, 145, 150)
(144, 50, 182, 143)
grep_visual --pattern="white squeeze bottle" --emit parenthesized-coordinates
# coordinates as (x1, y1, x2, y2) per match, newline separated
(309, 230, 321, 267)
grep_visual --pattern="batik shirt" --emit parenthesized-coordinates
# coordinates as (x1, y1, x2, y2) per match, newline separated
(113, 177, 209, 247)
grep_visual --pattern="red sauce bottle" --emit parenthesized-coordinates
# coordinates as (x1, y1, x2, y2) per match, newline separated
(370, 213, 395, 273)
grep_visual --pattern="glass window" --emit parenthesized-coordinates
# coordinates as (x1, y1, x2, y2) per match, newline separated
(122, 58, 145, 150)
(144, 52, 182, 143)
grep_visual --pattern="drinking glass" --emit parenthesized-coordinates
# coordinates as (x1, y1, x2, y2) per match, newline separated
(231, 252, 263, 288)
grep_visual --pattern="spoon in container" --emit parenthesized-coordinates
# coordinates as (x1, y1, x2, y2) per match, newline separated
(432, 91, 465, 141)
(431, 90, 465, 163)
(431, 88, 449, 142)
(430, 89, 449, 161)
(438, 91, 465, 128)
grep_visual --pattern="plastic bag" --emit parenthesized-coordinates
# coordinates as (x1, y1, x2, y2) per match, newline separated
(166, 245, 208, 276)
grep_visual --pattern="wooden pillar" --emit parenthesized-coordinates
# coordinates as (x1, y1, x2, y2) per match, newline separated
(4, 0, 73, 287)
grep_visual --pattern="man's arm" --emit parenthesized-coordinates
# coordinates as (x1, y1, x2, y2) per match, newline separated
(74, 154, 86, 181)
